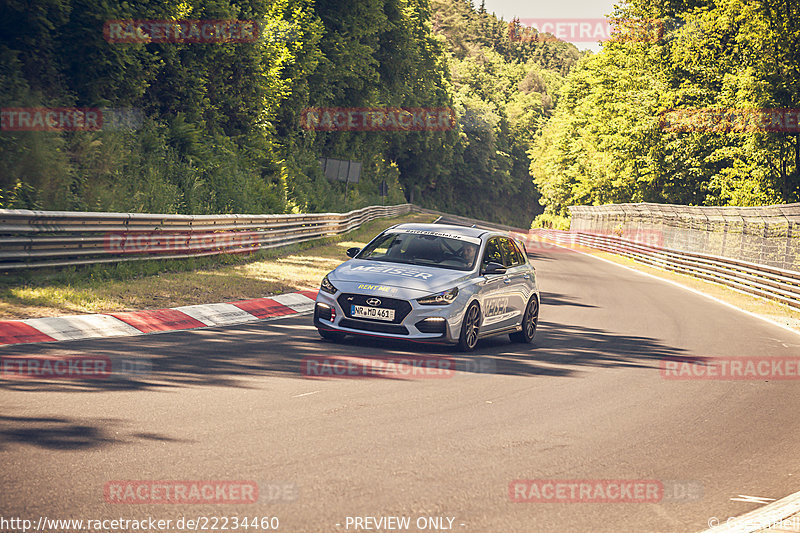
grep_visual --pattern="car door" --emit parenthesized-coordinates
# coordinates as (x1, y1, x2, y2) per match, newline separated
(503, 238, 534, 325)
(496, 237, 528, 326)
(478, 236, 518, 332)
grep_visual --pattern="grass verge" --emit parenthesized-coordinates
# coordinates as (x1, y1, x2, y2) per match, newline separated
(0, 212, 437, 319)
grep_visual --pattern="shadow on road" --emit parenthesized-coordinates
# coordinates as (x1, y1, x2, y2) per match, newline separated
(0, 415, 188, 451)
(0, 312, 696, 393)
(540, 291, 597, 308)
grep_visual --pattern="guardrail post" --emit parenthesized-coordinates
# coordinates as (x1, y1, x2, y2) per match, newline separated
(739, 221, 746, 261)
(721, 222, 728, 258)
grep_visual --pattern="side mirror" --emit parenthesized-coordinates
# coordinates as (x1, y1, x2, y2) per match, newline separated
(481, 261, 507, 275)
(346, 247, 361, 258)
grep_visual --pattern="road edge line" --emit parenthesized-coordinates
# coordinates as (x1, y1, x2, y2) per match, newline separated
(538, 241, 800, 340)
(699, 489, 800, 532)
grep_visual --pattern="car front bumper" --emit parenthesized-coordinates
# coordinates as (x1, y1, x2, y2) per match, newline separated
(314, 286, 469, 344)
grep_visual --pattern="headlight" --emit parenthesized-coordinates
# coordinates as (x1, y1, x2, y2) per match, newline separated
(320, 275, 337, 294)
(417, 287, 459, 305)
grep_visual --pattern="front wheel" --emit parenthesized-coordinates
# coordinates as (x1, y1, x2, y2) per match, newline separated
(318, 328, 346, 342)
(510, 295, 538, 344)
(457, 302, 482, 352)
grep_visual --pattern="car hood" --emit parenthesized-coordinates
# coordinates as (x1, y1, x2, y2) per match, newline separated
(330, 259, 472, 292)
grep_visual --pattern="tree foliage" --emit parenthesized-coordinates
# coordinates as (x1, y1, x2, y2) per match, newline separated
(1, 0, 581, 226)
(530, 0, 800, 217)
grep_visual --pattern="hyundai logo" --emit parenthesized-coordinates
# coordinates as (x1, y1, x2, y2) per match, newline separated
(366, 298, 382, 307)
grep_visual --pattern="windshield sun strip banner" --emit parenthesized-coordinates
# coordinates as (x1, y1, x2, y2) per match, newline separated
(385, 229, 482, 245)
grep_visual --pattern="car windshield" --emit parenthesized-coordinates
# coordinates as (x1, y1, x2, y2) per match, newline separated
(358, 232, 479, 271)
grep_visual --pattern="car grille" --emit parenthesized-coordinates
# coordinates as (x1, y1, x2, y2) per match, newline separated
(337, 293, 412, 324)
(338, 318, 410, 335)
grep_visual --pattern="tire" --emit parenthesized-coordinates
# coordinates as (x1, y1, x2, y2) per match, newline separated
(318, 328, 346, 342)
(457, 301, 482, 352)
(510, 295, 539, 344)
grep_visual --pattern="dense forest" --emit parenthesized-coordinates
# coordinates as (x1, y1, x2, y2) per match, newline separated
(531, 0, 800, 223)
(1, 0, 797, 228)
(0, 0, 578, 227)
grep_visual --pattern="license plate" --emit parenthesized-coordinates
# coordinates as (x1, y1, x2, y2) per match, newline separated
(351, 305, 395, 321)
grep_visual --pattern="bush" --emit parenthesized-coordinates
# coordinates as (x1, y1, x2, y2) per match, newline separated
(531, 213, 570, 230)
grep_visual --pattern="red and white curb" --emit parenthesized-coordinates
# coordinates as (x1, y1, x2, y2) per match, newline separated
(0, 290, 318, 346)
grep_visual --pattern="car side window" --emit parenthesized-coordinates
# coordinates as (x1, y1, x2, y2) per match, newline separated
(498, 237, 519, 267)
(482, 237, 503, 267)
(509, 239, 526, 266)
(513, 239, 528, 261)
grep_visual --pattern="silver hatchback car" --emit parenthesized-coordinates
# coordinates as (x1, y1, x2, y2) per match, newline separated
(313, 223, 539, 351)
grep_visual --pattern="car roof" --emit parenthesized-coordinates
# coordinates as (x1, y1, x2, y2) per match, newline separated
(390, 223, 491, 239)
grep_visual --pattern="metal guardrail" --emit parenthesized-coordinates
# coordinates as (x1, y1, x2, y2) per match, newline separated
(569, 202, 800, 271)
(411, 204, 799, 310)
(0, 204, 412, 270)
(529, 228, 800, 310)
(411, 207, 526, 233)
(2, 199, 798, 311)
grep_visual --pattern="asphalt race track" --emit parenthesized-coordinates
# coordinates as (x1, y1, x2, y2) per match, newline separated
(2, 244, 800, 532)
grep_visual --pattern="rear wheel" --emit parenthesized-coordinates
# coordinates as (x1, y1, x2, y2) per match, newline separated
(318, 328, 346, 342)
(510, 295, 538, 344)
(457, 302, 481, 352)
